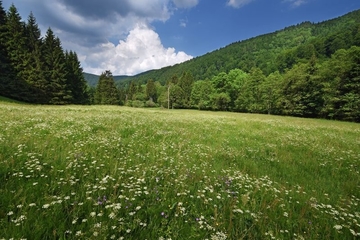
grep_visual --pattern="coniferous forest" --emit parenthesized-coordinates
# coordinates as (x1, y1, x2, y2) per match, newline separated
(1, 1, 360, 122)
(0, 2, 89, 104)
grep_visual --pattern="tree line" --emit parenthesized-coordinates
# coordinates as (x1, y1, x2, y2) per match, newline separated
(96, 45, 359, 122)
(0, 2, 89, 104)
(100, 9, 359, 122)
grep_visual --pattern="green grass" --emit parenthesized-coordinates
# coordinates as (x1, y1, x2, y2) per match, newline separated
(0, 104, 359, 239)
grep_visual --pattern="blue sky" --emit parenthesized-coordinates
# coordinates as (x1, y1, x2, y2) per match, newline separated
(3, 0, 360, 75)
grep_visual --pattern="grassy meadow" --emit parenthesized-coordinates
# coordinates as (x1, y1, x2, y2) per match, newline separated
(0, 102, 359, 239)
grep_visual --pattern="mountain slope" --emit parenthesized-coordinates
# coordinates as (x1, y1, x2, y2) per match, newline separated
(113, 9, 360, 86)
(84, 72, 130, 87)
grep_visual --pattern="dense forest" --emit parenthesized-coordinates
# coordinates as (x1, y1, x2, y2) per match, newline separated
(0, 2, 89, 104)
(1, 1, 360, 122)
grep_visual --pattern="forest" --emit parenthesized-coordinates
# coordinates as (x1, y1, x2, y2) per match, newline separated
(0, 2, 89, 104)
(1, 1, 360, 122)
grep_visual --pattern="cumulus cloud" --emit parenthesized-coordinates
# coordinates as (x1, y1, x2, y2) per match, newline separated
(227, 0, 255, 8)
(83, 25, 193, 76)
(6, 0, 199, 75)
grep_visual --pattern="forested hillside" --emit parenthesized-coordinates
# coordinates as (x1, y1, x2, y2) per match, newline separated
(112, 9, 360, 122)
(118, 9, 360, 85)
(84, 72, 129, 87)
(0, 2, 89, 104)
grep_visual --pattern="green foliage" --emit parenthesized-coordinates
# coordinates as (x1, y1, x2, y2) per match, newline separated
(94, 70, 120, 105)
(43, 28, 72, 104)
(0, 2, 89, 104)
(280, 59, 323, 117)
(191, 80, 214, 110)
(260, 71, 282, 115)
(145, 79, 157, 102)
(65, 51, 89, 104)
(176, 72, 194, 108)
(234, 67, 266, 113)
(211, 92, 231, 111)
(320, 47, 360, 121)
(0, 1, 13, 98)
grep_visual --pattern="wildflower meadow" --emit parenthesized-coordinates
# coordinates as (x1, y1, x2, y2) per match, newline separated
(0, 101, 359, 239)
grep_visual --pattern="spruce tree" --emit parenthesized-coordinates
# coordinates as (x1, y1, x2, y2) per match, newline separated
(65, 50, 89, 104)
(4, 4, 30, 101)
(43, 28, 72, 104)
(95, 70, 119, 105)
(126, 81, 137, 101)
(23, 12, 47, 103)
(145, 79, 157, 102)
(0, 0, 12, 98)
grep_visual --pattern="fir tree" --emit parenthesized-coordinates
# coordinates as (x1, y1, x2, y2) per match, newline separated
(23, 12, 47, 103)
(0, 0, 12, 98)
(4, 4, 30, 101)
(145, 79, 157, 102)
(95, 70, 119, 105)
(43, 28, 72, 104)
(65, 50, 89, 104)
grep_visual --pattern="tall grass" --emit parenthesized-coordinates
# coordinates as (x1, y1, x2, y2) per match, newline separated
(0, 103, 359, 239)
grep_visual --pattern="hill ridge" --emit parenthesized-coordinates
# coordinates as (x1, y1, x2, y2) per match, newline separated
(83, 9, 360, 86)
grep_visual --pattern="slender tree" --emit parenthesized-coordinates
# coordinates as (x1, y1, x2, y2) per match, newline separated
(0, 0, 12, 98)
(65, 50, 89, 104)
(4, 4, 31, 101)
(43, 28, 71, 104)
(145, 79, 157, 102)
(23, 12, 47, 103)
(177, 71, 194, 108)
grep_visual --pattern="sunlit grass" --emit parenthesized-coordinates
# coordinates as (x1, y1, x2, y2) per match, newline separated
(0, 103, 359, 239)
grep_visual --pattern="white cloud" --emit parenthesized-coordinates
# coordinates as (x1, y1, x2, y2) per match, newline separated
(172, 0, 199, 9)
(227, 0, 255, 8)
(283, 0, 307, 8)
(82, 25, 193, 76)
(5, 0, 199, 75)
(180, 18, 188, 27)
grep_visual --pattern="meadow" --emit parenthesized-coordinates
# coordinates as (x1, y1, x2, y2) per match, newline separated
(0, 102, 359, 239)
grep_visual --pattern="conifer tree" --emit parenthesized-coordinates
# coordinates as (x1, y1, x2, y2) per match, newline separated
(65, 50, 89, 104)
(0, 0, 12, 97)
(126, 81, 137, 101)
(145, 79, 157, 102)
(177, 71, 194, 108)
(4, 4, 30, 101)
(23, 12, 47, 103)
(95, 70, 119, 105)
(43, 28, 72, 104)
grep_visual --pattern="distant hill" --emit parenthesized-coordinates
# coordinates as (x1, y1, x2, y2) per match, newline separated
(83, 72, 130, 87)
(110, 9, 360, 86)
